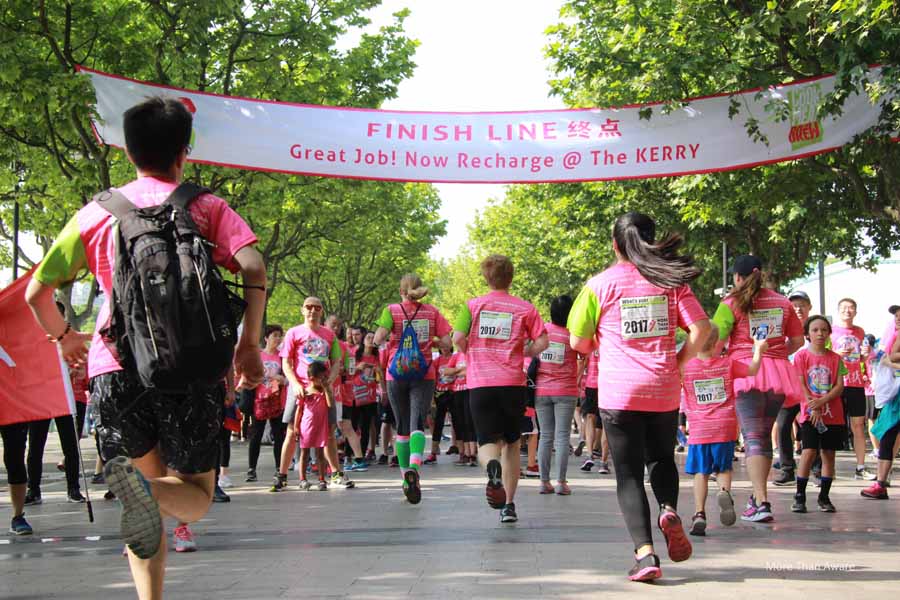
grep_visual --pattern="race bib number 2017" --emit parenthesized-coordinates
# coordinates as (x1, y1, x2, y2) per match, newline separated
(478, 311, 513, 340)
(541, 341, 566, 365)
(619, 295, 669, 340)
(749, 308, 783, 339)
(693, 377, 727, 405)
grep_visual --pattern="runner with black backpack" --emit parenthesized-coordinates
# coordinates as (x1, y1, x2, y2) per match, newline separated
(25, 96, 266, 600)
(373, 274, 452, 504)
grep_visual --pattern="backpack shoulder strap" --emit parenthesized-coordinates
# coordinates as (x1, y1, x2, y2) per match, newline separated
(165, 182, 210, 210)
(93, 189, 136, 220)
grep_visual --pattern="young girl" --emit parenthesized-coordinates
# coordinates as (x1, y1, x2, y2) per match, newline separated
(353, 331, 383, 462)
(297, 361, 333, 491)
(681, 324, 766, 536)
(791, 315, 847, 513)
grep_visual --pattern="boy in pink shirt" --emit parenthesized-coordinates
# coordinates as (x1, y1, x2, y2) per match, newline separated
(681, 325, 765, 536)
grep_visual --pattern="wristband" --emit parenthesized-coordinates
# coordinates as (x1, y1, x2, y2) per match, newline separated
(55, 322, 72, 342)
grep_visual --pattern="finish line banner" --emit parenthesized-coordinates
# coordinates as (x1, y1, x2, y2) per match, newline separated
(82, 66, 888, 184)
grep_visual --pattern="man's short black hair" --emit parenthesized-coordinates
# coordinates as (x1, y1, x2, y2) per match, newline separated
(123, 96, 192, 173)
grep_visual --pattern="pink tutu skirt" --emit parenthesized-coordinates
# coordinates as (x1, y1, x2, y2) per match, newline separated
(734, 356, 804, 408)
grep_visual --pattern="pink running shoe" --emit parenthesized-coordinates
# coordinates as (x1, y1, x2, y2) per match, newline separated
(173, 524, 197, 553)
(628, 553, 662, 582)
(861, 482, 889, 499)
(658, 510, 692, 562)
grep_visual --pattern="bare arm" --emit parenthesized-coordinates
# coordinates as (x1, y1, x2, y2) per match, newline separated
(436, 334, 452, 353)
(525, 333, 549, 358)
(282, 357, 304, 398)
(374, 326, 391, 347)
(25, 279, 92, 367)
(745, 338, 769, 377)
(570, 333, 596, 355)
(453, 330, 468, 354)
(232, 245, 267, 389)
(677, 319, 712, 370)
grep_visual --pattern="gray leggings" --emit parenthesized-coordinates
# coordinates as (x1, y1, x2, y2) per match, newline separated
(388, 379, 436, 436)
(535, 395, 577, 482)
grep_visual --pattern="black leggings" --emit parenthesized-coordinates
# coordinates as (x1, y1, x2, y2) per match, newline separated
(351, 404, 378, 454)
(776, 403, 801, 470)
(878, 422, 900, 461)
(600, 408, 680, 550)
(452, 390, 475, 443)
(248, 417, 287, 471)
(219, 426, 231, 469)
(1, 423, 29, 485)
(27, 409, 84, 493)
(432, 391, 454, 443)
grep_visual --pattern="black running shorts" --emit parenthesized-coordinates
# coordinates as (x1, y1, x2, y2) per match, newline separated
(468, 385, 527, 445)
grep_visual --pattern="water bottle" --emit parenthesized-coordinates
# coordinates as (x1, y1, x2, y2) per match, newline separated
(807, 408, 828, 434)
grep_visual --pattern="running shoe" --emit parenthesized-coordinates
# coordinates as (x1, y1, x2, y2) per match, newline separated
(591, 450, 603, 459)
(454, 456, 470, 467)
(331, 472, 356, 489)
(23, 490, 42, 506)
(500, 503, 518, 523)
(773, 468, 795, 486)
(860, 482, 888, 499)
(555, 482, 571, 496)
(352, 459, 369, 472)
(446, 445, 460, 455)
(403, 469, 422, 504)
(390, 456, 399, 468)
(245, 469, 257, 482)
(9, 514, 32, 536)
(299, 479, 312, 491)
(57, 461, 66, 472)
(213, 485, 230, 503)
(855, 467, 877, 481)
(689, 512, 706, 537)
(173, 524, 197, 553)
(658, 509, 692, 562)
(573, 440, 586, 457)
(525, 465, 540, 478)
(817, 498, 836, 513)
(104, 490, 116, 501)
(717, 490, 736, 526)
(378, 454, 388, 465)
(596, 461, 610, 475)
(485, 459, 506, 509)
(270, 474, 288, 492)
(67, 489, 86, 503)
(218, 474, 233, 488)
(423, 453, 437, 465)
(104, 456, 162, 560)
(317, 480, 328, 491)
(539, 481, 554, 494)
(365, 450, 377, 462)
(791, 494, 807, 513)
(91, 472, 105, 485)
(468, 457, 478, 467)
(772, 459, 781, 470)
(627, 553, 661, 582)
(741, 498, 774, 523)
(580, 459, 595, 472)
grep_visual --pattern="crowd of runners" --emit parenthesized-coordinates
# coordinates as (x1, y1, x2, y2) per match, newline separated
(2, 97, 900, 598)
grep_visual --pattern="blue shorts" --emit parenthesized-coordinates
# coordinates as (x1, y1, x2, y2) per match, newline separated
(685, 441, 735, 475)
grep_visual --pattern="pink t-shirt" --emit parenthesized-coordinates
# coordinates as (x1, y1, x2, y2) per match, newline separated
(257, 350, 287, 408)
(448, 352, 468, 392)
(721, 289, 803, 361)
(75, 177, 257, 378)
(584, 349, 599, 389)
(379, 301, 451, 381)
(794, 348, 846, 426)
(434, 354, 455, 392)
(349, 354, 379, 406)
(280, 324, 336, 384)
(536, 323, 579, 397)
(831, 324, 865, 388)
(570, 263, 707, 412)
(459, 290, 545, 389)
(681, 356, 749, 444)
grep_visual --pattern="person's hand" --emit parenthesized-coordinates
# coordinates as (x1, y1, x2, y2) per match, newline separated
(234, 342, 264, 389)
(810, 408, 824, 427)
(52, 329, 91, 368)
(752, 337, 769, 355)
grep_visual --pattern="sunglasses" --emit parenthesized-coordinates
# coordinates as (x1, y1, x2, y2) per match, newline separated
(304, 305, 323, 311)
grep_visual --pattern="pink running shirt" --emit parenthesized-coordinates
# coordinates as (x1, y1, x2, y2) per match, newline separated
(830, 324, 865, 388)
(280, 324, 338, 384)
(567, 262, 707, 412)
(584, 349, 600, 389)
(681, 356, 749, 444)
(453, 290, 545, 389)
(535, 323, 579, 397)
(713, 288, 803, 361)
(33, 176, 258, 379)
(794, 348, 847, 426)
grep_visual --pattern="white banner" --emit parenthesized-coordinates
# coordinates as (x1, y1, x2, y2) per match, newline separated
(82, 66, 888, 184)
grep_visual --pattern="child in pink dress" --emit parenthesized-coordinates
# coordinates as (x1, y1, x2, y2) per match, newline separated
(296, 362, 332, 491)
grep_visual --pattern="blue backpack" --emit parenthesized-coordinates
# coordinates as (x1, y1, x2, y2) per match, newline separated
(388, 304, 429, 381)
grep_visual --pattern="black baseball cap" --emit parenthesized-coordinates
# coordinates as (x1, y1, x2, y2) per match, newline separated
(729, 255, 763, 276)
(890, 305, 900, 315)
(788, 290, 811, 303)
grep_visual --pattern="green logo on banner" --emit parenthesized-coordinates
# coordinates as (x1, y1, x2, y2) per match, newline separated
(787, 83, 824, 151)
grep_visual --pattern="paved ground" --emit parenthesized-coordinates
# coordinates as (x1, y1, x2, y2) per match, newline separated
(2, 432, 899, 599)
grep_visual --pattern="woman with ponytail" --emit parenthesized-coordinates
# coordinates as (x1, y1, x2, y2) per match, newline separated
(568, 212, 710, 582)
(711, 255, 804, 523)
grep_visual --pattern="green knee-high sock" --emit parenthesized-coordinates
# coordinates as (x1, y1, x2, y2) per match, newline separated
(409, 430, 426, 471)
(396, 435, 411, 472)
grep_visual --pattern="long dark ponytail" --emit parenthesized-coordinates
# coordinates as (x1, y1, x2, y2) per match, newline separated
(612, 212, 701, 289)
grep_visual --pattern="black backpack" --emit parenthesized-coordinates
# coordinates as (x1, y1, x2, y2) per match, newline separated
(95, 183, 246, 392)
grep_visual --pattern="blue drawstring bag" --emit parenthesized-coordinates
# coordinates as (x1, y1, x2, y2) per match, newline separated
(388, 304, 429, 381)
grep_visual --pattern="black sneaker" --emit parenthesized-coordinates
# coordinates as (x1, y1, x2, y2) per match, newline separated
(270, 474, 288, 492)
(773, 468, 795, 487)
(689, 511, 707, 536)
(817, 498, 836, 513)
(104, 490, 116, 501)
(378, 454, 388, 465)
(390, 456, 399, 468)
(213, 485, 231, 503)
(791, 494, 807, 513)
(67, 489, 86, 503)
(446, 445, 460, 455)
(403, 469, 422, 504)
(90, 472, 105, 485)
(573, 440, 586, 457)
(23, 490, 42, 506)
(245, 469, 258, 482)
(500, 503, 518, 523)
(485, 459, 506, 509)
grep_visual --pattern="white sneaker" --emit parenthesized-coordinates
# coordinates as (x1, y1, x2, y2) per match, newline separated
(218, 474, 233, 488)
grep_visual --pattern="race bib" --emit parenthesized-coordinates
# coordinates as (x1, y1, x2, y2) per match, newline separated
(402, 318, 430, 342)
(541, 341, 566, 365)
(478, 311, 513, 340)
(347, 356, 356, 376)
(619, 295, 669, 340)
(693, 377, 727, 405)
(749, 308, 783, 339)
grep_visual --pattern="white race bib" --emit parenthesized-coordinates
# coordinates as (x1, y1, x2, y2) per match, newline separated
(347, 356, 356, 376)
(748, 308, 783, 339)
(402, 318, 430, 342)
(478, 311, 513, 340)
(619, 295, 669, 340)
(693, 377, 727, 405)
(541, 341, 566, 365)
